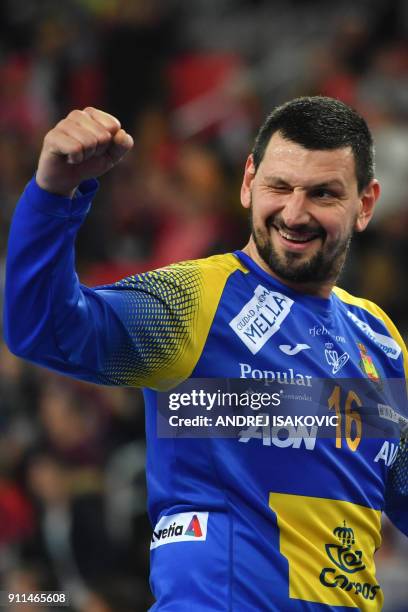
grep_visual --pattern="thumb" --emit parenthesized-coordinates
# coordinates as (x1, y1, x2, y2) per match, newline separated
(106, 128, 134, 165)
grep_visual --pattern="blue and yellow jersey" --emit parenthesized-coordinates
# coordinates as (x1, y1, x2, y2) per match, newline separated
(4, 178, 408, 611)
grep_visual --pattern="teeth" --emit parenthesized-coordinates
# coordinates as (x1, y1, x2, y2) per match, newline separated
(278, 229, 314, 243)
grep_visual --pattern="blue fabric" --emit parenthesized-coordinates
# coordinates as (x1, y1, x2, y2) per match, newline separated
(4, 177, 408, 610)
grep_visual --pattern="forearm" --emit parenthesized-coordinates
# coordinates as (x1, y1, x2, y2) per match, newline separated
(4, 178, 122, 383)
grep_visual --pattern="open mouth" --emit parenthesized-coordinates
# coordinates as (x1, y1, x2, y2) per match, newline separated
(273, 225, 322, 245)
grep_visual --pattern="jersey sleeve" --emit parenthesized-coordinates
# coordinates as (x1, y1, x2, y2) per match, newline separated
(93, 253, 244, 389)
(385, 438, 408, 536)
(4, 178, 244, 389)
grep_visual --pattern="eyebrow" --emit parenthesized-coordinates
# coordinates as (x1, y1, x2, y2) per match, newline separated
(264, 175, 346, 191)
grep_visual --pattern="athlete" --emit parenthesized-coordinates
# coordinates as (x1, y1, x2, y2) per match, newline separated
(4, 97, 408, 611)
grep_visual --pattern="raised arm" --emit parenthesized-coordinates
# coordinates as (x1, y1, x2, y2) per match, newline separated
(5, 108, 241, 390)
(4, 108, 137, 385)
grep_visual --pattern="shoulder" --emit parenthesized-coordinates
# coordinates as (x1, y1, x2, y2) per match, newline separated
(102, 254, 248, 389)
(333, 285, 408, 374)
(151, 252, 247, 279)
(333, 286, 392, 321)
(115, 252, 248, 294)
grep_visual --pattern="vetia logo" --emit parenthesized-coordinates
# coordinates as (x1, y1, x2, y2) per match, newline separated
(229, 285, 294, 355)
(185, 515, 203, 537)
(150, 512, 208, 549)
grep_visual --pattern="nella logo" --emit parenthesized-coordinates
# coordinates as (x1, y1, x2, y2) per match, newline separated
(151, 512, 208, 549)
(229, 285, 294, 354)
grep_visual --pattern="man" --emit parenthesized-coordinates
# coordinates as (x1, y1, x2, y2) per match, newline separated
(5, 97, 408, 610)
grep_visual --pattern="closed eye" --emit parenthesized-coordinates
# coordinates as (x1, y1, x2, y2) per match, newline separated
(272, 186, 292, 193)
(267, 182, 292, 193)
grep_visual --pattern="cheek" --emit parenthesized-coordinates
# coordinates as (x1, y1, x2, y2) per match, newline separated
(322, 217, 354, 243)
(251, 194, 281, 224)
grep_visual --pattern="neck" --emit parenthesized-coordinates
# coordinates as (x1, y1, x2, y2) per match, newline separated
(242, 238, 335, 299)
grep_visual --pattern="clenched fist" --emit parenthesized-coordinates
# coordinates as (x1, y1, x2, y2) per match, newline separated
(36, 107, 134, 197)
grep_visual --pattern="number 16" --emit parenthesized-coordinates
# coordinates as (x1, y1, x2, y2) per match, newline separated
(328, 385, 362, 451)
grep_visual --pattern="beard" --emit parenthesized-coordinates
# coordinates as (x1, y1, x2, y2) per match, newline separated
(250, 203, 353, 285)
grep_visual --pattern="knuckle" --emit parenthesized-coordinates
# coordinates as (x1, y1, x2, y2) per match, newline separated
(98, 128, 112, 143)
(102, 113, 120, 131)
(43, 128, 60, 146)
(111, 116, 121, 129)
(55, 119, 67, 130)
(68, 109, 85, 121)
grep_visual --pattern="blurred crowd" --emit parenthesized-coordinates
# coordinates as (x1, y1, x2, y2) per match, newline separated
(0, 0, 407, 610)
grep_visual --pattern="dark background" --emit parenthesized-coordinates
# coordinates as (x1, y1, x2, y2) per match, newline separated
(0, 0, 407, 610)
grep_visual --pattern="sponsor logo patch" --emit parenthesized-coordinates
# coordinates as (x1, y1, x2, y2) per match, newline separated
(239, 362, 312, 387)
(151, 512, 208, 549)
(357, 342, 381, 385)
(347, 311, 401, 360)
(324, 343, 349, 374)
(279, 343, 311, 355)
(229, 285, 294, 355)
(269, 492, 383, 608)
(309, 325, 346, 343)
(377, 404, 408, 437)
(319, 520, 381, 602)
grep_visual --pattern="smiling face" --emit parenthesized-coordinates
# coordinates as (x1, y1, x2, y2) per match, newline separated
(241, 132, 379, 296)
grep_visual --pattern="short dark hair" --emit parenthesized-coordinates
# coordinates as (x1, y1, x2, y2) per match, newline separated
(252, 96, 374, 193)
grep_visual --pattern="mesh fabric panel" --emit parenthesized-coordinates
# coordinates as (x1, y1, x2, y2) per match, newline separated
(102, 262, 203, 387)
(388, 438, 408, 496)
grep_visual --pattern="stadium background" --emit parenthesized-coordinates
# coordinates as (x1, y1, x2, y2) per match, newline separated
(0, 0, 407, 610)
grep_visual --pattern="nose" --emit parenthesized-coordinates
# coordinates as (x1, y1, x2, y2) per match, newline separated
(280, 189, 311, 228)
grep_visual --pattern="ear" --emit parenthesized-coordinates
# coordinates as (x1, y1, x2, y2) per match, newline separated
(240, 154, 256, 209)
(355, 180, 380, 232)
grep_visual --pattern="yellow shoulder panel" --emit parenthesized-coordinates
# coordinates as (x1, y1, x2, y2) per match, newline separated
(111, 253, 248, 390)
(151, 253, 247, 389)
(333, 286, 408, 378)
